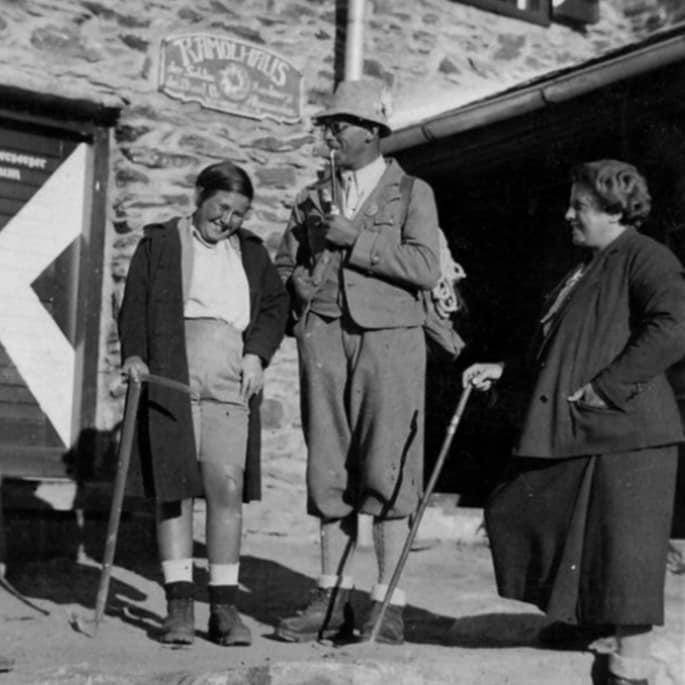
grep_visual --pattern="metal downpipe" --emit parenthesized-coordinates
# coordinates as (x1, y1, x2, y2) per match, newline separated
(344, 0, 365, 80)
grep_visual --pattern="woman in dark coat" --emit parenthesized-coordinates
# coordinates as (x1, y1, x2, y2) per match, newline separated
(118, 161, 288, 647)
(463, 160, 685, 685)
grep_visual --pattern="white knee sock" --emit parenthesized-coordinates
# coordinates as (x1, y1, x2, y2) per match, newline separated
(318, 574, 354, 590)
(209, 562, 240, 586)
(161, 558, 193, 584)
(371, 583, 406, 606)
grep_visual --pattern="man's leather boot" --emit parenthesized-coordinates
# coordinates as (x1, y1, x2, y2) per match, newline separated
(275, 586, 354, 642)
(208, 585, 252, 646)
(159, 581, 195, 645)
(360, 601, 405, 645)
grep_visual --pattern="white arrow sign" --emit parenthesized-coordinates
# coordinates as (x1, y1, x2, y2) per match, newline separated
(0, 143, 88, 447)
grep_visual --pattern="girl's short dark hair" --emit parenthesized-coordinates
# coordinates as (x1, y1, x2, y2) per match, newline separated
(570, 159, 651, 228)
(195, 161, 254, 204)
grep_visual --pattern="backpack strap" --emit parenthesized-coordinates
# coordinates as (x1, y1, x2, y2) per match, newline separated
(398, 174, 416, 227)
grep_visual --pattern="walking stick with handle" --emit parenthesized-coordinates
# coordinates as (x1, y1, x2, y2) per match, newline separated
(92, 373, 191, 636)
(368, 383, 473, 643)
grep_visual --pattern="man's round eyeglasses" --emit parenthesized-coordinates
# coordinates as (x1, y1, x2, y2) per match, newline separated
(322, 121, 353, 136)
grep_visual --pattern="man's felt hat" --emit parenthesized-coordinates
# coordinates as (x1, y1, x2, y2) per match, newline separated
(312, 78, 392, 138)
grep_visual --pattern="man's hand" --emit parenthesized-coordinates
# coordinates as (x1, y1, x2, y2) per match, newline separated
(323, 213, 360, 248)
(462, 362, 504, 391)
(241, 353, 264, 402)
(568, 383, 608, 408)
(122, 355, 149, 383)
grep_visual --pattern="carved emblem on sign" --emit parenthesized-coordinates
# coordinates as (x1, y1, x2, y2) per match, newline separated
(159, 33, 303, 123)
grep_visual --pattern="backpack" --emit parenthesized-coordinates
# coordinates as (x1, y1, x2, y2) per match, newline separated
(399, 175, 466, 361)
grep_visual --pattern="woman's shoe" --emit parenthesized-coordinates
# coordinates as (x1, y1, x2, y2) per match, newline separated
(160, 597, 195, 644)
(607, 652, 654, 685)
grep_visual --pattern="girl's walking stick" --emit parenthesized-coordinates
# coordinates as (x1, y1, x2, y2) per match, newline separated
(367, 383, 473, 643)
(91, 373, 191, 636)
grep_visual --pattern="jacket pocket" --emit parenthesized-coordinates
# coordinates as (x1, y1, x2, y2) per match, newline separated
(568, 399, 640, 448)
(573, 398, 622, 414)
(371, 212, 396, 227)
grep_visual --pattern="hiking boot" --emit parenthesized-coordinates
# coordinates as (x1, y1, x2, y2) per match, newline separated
(160, 598, 195, 644)
(275, 586, 354, 642)
(208, 604, 252, 646)
(159, 582, 195, 645)
(360, 601, 405, 645)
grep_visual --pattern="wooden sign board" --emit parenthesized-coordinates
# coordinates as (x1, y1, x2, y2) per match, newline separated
(159, 33, 303, 123)
(0, 129, 85, 457)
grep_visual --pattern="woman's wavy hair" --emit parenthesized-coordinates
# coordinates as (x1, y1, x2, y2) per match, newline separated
(195, 160, 254, 205)
(570, 159, 651, 228)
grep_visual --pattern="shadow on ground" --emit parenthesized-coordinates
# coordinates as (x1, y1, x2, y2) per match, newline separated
(3, 509, 635, 652)
(444, 611, 548, 648)
(4, 557, 162, 637)
(5, 544, 529, 649)
(195, 554, 460, 645)
(196, 555, 538, 647)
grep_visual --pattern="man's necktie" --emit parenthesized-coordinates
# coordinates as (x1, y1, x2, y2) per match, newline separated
(343, 172, 359, 218)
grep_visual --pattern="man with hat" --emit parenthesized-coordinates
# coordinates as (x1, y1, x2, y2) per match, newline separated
(274, 78, 441, 644)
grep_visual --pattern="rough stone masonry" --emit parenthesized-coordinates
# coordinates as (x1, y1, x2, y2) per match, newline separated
(0, 0, 679, 468)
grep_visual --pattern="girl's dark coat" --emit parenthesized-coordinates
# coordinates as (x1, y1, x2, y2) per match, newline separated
(118, 218, 289, 503)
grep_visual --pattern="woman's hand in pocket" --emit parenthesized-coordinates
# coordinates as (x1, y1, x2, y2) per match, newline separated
(568, 383, 608, 409)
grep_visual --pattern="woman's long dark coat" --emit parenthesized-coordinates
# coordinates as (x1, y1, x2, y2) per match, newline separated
(118, 218, 289, 503)
(486, 227, 685, 625)
(514, 227, 685, 458)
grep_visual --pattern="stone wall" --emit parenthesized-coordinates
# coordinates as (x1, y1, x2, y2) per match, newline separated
(623, 0, 685, 32)
(0, 0, 680, 477)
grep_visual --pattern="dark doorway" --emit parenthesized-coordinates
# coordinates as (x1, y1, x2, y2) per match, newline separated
(398, 59, 685, 521)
